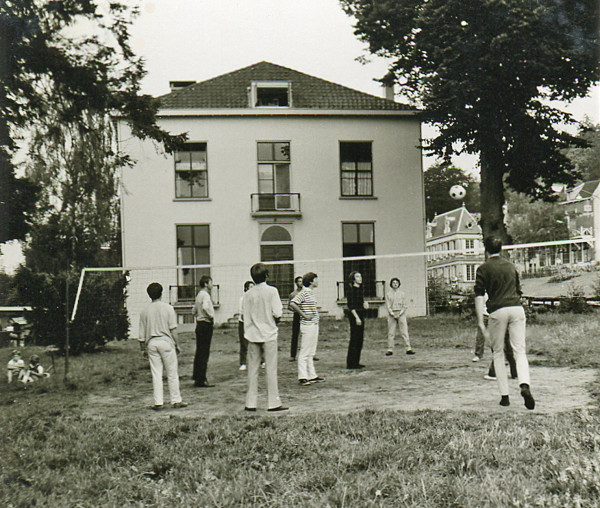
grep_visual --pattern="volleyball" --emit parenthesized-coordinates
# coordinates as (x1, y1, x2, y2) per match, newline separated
(449, 185, 466, 200)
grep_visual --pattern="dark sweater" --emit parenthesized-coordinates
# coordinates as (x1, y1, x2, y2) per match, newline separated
(346, 285, 365, 317)
(474, 255, 522, 313)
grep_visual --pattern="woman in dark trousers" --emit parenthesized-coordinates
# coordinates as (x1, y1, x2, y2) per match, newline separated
(346, 271, 369, 369)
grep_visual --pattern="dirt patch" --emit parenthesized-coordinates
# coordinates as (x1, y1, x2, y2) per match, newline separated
(84, 341, 596, 419)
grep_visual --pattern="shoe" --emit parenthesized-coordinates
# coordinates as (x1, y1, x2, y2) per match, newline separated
(406, 350, 416, 355)
(289, 357, 296, 362)
(194, 382, 215, 388)
(472, 355, 480, 362)
(267, 406, 289, 412)
(385, 351, 393, 356)
(520, 385, 535, 410)
(244, 407, 256, 412)
(149, 405, 164, 411)
(347, 364, 366, 370)
(309, 377, 325, 383)
(239, 364, 247, 371)
(499, 395, 510, 407)
(172, 402, 188, 409)
(484, 375, 496, 381)
(260, 362, 266, 369)
(313, 357, 320, 361)
(299, 378, 313, 386)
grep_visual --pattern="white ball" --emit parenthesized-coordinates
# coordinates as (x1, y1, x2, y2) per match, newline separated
(449, 185, 466, 200)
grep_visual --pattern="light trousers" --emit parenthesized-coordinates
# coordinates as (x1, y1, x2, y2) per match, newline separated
(298, 323, 319, 380)
(487, 306, 530, 396)
(387, 313, 411, 350)
(147, 337, 182, 406)
(246, 340, 282, 410)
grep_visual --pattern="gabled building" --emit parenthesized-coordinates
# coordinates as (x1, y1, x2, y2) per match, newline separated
(560, 180, 598, 263)
(426, 206, 484, 288)
(117, 62, 427, 333)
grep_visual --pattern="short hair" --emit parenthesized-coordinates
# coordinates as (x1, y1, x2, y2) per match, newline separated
(146, 282, 163, 300)
(30, 355, 40, 364)
(347, 271, 361, 285)
(199, 275, 212, 288)
(294, 275, 303, 284)
(389, 277, 401, 288)
(243, 280, 254, 292)
(302, 272, 318, 287)
(484, 236, 503, 255)
(250, 263, 268, 283)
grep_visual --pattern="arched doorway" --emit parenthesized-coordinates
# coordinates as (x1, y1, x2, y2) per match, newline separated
(260, 225, 294, 296)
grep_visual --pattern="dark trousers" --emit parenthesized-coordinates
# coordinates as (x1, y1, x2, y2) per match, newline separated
(346, 314, 365, 368)
(488, 331, 517, 378)
(238, 321, 248, 365)
(193, 321, 213, 384)
(290, 312, 300, 359)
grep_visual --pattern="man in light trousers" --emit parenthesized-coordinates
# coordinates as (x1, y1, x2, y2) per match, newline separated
(475, 236, 535, 410)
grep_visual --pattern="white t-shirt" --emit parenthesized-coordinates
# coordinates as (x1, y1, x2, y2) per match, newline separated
(138, 301, 177, 343)
(242, 283, 282, 343)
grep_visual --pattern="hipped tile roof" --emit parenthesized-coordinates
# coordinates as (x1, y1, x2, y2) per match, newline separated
(158, 61, 415, 111)
(428, 206, 481, 240)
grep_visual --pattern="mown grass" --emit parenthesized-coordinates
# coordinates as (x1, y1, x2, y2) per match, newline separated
(1, 313, 600, 507)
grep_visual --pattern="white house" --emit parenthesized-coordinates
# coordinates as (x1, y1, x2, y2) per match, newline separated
(117, 62, 427, 334)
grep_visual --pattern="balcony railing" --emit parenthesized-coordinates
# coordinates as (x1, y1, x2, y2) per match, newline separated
(336, 280, 385, 302)
(251, 193, 301, 216)
(169, 284, 220, 306)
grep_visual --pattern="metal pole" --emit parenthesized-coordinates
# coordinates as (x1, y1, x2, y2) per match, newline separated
(64, 264, 70, 383)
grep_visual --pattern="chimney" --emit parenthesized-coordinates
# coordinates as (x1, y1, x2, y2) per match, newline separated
(169, 80, 196, 92)
(381, 71, 395, 101)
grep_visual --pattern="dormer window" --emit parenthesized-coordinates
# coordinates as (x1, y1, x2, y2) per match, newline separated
(251, 81, 292, 108)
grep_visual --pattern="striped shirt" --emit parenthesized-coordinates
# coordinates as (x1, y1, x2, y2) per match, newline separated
(291, 287, 319, 325)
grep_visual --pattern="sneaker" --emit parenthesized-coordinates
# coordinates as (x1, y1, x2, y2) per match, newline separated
(520, 385, 535, 410)
(267, 406, 289, 412)
(149, 404, 164, 411)
(289, 357, 296, 362)
(313, 357, 320, 361)
(385, 351, 393, 356)
(484, 374, 496, 381)
(239, 364, 247, 371)
(309, 377, 325, 383)
(260, 362, 266, 369)
(406, 349, 416, 355)
(299, 378, 313, 386)
(499, 395, 510, 406)
(472, 355, 480, 362)
(172, 401, 188, 409)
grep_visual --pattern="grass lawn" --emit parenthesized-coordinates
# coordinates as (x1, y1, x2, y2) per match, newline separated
(1, 313, 599, 507)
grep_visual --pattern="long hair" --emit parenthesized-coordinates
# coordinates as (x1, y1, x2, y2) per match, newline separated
(347, 271, 361, 286)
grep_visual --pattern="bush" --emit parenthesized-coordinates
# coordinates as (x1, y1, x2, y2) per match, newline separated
(427, 275, 453, 313)
(559, 283, 592, 314)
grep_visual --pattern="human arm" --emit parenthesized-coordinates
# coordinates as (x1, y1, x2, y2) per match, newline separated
(272, 289, 283, 324)
(474, 295, 489, 342)
(138, 314, 148, 358)
(202, 291, 215, 319)
(289, 301, 312, 321)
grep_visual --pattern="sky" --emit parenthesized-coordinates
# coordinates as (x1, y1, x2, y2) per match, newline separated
(1, 0, 599, 272)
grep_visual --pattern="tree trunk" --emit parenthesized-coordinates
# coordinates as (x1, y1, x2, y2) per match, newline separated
(479, 146, 508, 243)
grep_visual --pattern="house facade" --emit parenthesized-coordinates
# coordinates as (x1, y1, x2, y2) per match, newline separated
(426, 206, 484, 289)
(117, 62, 427, 334)
(559, 180, 598, 263)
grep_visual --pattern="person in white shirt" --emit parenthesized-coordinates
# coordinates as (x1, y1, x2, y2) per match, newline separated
(7, 350, 25, 383)
(192, 275, 215, 387)
(242, 263, 287, 412)
(289, 272, 324, 386)
(385, 277, 415, 356)
(238, 280, 255, 371)
(138, 282, 187, 410)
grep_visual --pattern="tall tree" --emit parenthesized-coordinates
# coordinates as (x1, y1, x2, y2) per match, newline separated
(0, 1, 184, 243)
(424, 163, 480, 221)
(567, 122, 600, 182)
(341, 0, 599, 240)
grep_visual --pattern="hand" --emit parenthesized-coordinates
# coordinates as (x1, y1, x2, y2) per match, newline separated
(478, 324, 489, 343)
(363, 302, 369, 309)
(355, 317, 362, 326)
(175, 343, 181, 355)
(142, 350, 148, 360)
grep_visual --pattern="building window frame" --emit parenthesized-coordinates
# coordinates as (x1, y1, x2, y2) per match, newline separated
(174, 142, 208, 199)
(339, 141, 374, 197)
(176, 224, 210, 294)
(251, 81, 292, 108)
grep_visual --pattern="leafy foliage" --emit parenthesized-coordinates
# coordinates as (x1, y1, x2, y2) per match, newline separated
(567, 122, 600, 182)
(424, 163, 480, 220)
(341, 0, 600, 239)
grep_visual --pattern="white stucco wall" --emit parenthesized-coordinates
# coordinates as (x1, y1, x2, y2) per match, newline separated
(118, 113, 426, 336)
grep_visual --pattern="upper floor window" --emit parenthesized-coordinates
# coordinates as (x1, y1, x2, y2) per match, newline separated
(465, 239, 475, 251)
(176, 224, 210, 293)
(251, 81, 292, 107)
(257, 142, 291, 210)
(175, 143, 208, 198)
(340, 142, 373, 197)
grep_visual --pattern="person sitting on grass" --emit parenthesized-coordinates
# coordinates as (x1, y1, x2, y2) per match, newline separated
(7, 350, 25, 383)
(21, 355, 50, 383)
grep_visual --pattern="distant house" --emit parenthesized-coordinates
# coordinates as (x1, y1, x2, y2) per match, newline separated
(559, 180, 598, 263)
(117, 62, 427, 334)
(426, 206, 483, 288)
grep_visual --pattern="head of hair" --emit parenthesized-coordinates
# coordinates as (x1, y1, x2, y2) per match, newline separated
(295, 275, 303, 284)
(199, 275, 212, 288)
(243, 280, 254, 292)
(146, 282, 163, 300)
(250, 263, 268, 283)
(389, 277, 401, 288)
(347, 271, 361, 285)
(302, 272, 318, 287)
(484, 235, 503, 255)
(30, 355, 40, 365)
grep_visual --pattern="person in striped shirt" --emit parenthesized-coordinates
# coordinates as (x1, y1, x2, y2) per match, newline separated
(289, 272, 324, 386)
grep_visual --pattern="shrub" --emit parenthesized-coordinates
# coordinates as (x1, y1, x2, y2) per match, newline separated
(559, 283, 592, 314)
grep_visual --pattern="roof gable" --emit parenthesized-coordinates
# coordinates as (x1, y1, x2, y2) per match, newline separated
(427, 206, 481, 240)
(158, 61, 415, 111)
(565, 180, 600, 202)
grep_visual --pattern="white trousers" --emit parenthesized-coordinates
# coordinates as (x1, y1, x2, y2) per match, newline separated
(387, 313, 411, 350)
(298, 323, 319, 380)
(487, 306, 530, 396)
(147, 337, 182, 406)
(246, 340, 282, 410)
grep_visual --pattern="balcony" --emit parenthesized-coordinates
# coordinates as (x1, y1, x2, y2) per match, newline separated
(251, 193, 301, 218)
(169, 284, 220, 307)
(336, 280, 385, 303)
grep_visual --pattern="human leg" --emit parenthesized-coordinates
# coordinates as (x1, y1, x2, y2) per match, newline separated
(263, 340, 282, 409)
(194, 321, 213, 385)
(304, 323, 318, 380)
(507, 307, 530, 387)
(488, 308, 510, 397)
(397, 314, 412, 351)
(147, 340, 164, 406)
(245, 342, 261, 409)
(291, 312, 300, 359)
(474, 327, 485, 359)
(297, 324, 310, 380)
(346, 316, 361, 368)
(157, 338, 182, 404)
(238, 321, 247, 366)
(386, 314, 397, 351)
(504, 329, 518, 378)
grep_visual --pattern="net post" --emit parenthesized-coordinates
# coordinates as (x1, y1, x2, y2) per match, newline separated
(71, 268, 87, 322)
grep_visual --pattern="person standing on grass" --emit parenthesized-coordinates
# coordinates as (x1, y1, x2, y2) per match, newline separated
(138, 282, 187, 410)
(288, 275, 303, 362)
(346, 271, 369, 370)
(192, 275, 215, 388)
(289, 272, 324, 386)
(242, 263, 287, 412)
(385, 277, 415, 356)
(475, 236, 535, 410)
(238, 280, 255, 371)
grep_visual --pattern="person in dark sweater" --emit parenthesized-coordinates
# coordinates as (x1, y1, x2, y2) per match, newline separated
(474, 236, 535, 410)
(346, 271, 369, 369)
